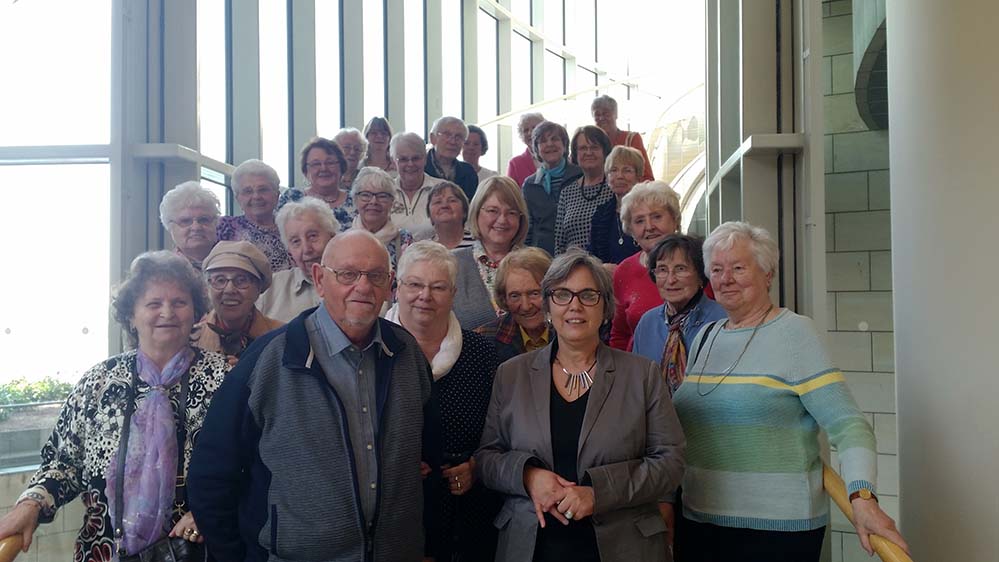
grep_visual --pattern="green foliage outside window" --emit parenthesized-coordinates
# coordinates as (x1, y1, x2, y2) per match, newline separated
(0, 377, 74, 422)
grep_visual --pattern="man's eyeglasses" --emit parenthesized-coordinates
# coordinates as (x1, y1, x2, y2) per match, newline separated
(435, 131, 466, 143)
(171, 216, 215, 228)
(547, 288, 602, 307)
(207, 273, 257, 290)
(355, 191, 395, 203)
(322, 264, 391, 287)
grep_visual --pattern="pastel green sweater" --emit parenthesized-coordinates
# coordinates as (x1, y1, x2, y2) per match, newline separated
(673, 309, 876, 531)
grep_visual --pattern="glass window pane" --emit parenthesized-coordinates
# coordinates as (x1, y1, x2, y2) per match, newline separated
(363, 0, 386, 120)
(441, 0, 463, 117)
(545, 0, 565, 45)
(510, 0, 530, 24)
(544, 50, 565, 99)
(567, 0, 596, 64)
(316, 0, 343, 135)
(198, 0, 228, 162)
(260, 0, 290, 187)
(510, 32, 533, 159)
(0, 164, 110, 389)
(201, 168, 231, 216)
(404, 0, 426, 137)
(476, 10, 499, 172)
(0, 1, 110, 145)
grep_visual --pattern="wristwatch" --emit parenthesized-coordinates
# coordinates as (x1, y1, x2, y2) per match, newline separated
(849, 488, 878, 503)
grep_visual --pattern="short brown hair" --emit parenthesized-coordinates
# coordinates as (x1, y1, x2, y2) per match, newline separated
(299, 137, 347, 177)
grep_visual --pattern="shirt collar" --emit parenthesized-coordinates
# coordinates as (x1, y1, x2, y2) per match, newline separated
(293, 266, 314, 293)
(520, 325, 550, 347)
(311, 303, 392, 358)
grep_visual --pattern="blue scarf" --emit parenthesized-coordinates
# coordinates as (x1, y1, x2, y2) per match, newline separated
(541, 158, 567, 195)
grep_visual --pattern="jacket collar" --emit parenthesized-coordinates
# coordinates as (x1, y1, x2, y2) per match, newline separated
(281, 306, 405, 374)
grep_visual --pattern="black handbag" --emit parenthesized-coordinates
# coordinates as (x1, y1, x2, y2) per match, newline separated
(114, 366, 207, 562)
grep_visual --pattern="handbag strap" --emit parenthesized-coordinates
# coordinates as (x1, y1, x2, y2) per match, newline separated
(689, 320, 719, 367)
(114, 357, 191, 556)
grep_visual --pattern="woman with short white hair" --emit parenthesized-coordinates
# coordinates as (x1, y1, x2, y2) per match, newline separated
(334, 128, 367, 191)
(217, 159, 292, 272)
(160, 181, 222, 271)
(350, 166, 413, 270)
(608, 180, 682, 351)
(384, 241, 501, 561)
(672, 221, 909, 562)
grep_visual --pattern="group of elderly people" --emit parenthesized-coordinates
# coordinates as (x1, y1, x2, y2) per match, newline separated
(0, 99, 910, 562)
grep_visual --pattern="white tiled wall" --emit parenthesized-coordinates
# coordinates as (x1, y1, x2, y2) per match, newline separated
(822, 3, 899, 560)
(0, 469, 80, 561)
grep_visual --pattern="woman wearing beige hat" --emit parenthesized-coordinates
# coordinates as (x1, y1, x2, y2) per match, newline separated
(193, 240, 283, 362)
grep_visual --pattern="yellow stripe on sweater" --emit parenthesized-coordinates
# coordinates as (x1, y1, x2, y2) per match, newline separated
(693, 371, 845, 395)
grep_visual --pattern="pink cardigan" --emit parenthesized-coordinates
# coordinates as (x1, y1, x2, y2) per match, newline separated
(609, 253, 663, 351)
(506, 148, 538, 188)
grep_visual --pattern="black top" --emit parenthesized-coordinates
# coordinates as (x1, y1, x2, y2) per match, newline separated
(533, 374, 600, 562)
(425, 147, 479, 201)
(588, 197, 640, 264)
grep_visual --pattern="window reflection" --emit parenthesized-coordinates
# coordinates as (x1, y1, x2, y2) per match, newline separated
(260, 0, 290, 186)
(441, 0, 463, 117)
(197, 0, 228, 162)
(316, 0, 343, 134)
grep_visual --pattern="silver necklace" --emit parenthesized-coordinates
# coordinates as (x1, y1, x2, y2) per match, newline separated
(696, 305, 774, 397)
(557, 356, 597, 395)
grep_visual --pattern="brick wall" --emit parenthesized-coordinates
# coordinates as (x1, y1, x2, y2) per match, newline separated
(822, 2, 899, 561)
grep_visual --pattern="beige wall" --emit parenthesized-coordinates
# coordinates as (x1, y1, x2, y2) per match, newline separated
(887, 0, 999, 559)
(821, 2, 899, 561)
(0, 469, 79, 561)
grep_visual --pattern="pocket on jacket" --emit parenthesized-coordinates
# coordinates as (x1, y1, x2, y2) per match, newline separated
(634, 512, 667, 537)
(270, 504, 279, 555)
(493, 506, 514, 530)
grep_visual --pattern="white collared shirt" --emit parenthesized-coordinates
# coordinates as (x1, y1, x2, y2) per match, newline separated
(390, 173, 438, 233)
(256, 266, 322, 323)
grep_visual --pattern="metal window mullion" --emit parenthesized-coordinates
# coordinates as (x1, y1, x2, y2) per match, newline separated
(340, 0, 363, 128)
(386, 0, 406, 125)
(425, 0, 444, 131)
(495, 1, 513, 168)
(288, 0, 317, 187)
(228, 0, 262, 169)
(461, 0, 479, 122)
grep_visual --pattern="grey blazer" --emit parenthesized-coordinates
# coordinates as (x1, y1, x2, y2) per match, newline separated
(475, 343, 685, 562)
(452, 246, 500, 330)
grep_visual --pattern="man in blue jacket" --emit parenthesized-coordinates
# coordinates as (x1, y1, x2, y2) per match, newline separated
(188, 229, 441, 561)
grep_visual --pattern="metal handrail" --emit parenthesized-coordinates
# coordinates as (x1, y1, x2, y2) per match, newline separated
(823, 463, 913, 562)
(0, 536, 22, 562)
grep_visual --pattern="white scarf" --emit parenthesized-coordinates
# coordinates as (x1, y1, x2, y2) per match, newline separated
(352, 215, 400, 246)
(385, 306, 463, 381)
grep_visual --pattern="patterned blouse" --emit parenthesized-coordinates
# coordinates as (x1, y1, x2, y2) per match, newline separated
(17, 349, 230, 562)
(277, 187, 356, 232)
(554, 177, 613, 255)
(216, 215, 292, 272)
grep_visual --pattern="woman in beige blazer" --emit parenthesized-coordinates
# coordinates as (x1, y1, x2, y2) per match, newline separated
(476, 249, 685, 562)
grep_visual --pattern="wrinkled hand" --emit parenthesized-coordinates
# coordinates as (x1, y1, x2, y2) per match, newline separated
(226, 355, 239, 367)
(851, 498, 909, 556)
(0, 500, 40, 552)
(555, 485, 595, 523)
(523, 467, 575, 528)
(658, 501, 675, 549)
(168, 512, 205, 544)
(420, 461, 432, 480)
(442, 459, 476, 496)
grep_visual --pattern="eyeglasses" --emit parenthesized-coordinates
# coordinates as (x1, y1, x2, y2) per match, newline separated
(576, 145, 603, 153)
(171, 216, 215, 228)
(435, 131, 466, 143)
(321, 264, 392, 287)
(306, 159, 340, 171)
(400, 279, 452, 295)
(355, 191, 395, 203)
(654, 264, 695, 280)
(547, 288, 603, 307)
(239, 186, 276, 197)
(339, 144, 364, 154)
(207, 273, 256, 290)
(481, 207, 521, 222)
(608, 166, 637, 176)
(506, 289, 542, 304)
(396, 155, 425, 165)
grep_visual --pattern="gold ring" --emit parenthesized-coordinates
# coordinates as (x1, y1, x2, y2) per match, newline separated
(183, 528, 193, 536)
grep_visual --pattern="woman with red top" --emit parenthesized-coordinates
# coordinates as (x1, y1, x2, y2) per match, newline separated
(506, 112, 545, 187)
(591, 95, 655, 182)
(608, 181, 682, 351)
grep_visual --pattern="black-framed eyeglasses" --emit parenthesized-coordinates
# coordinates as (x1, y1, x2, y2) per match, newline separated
(355, 191, 395, 203)
(546, 288, 602, 307)
(207, 273, 257, 290)
(321, 264, 391, 287)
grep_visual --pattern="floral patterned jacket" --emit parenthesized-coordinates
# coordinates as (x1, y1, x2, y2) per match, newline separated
(17, 348, 230, 562)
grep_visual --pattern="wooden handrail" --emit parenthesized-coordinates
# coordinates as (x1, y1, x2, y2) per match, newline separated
(0, 536, 23, 562)
(823, 464, 913, 562)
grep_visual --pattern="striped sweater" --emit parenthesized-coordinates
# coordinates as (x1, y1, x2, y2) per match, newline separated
(673, 309, 876, 532)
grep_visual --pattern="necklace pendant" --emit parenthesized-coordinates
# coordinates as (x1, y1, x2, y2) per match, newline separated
(618, 237, 624, 245)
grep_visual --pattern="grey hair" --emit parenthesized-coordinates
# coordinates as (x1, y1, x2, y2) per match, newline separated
(430, 116, 469, 139)
(389, 132, 428, 160)
(425, 181, 470, 224)
(620, 181, 682, 236)
(351, 166, 397, 203)
(232, 159, 281, 192)
(591, 94, 618, 115)
(517, 112, 545, 130)
(111, 250, 211, 347)
(334, 127, 368, 151)
(541, 248, 615, 324)
(396, 240, 458, 287)
(275, 196, 338, 245)
(703, 221, 780, 278)
(159, 181, 222, 228)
